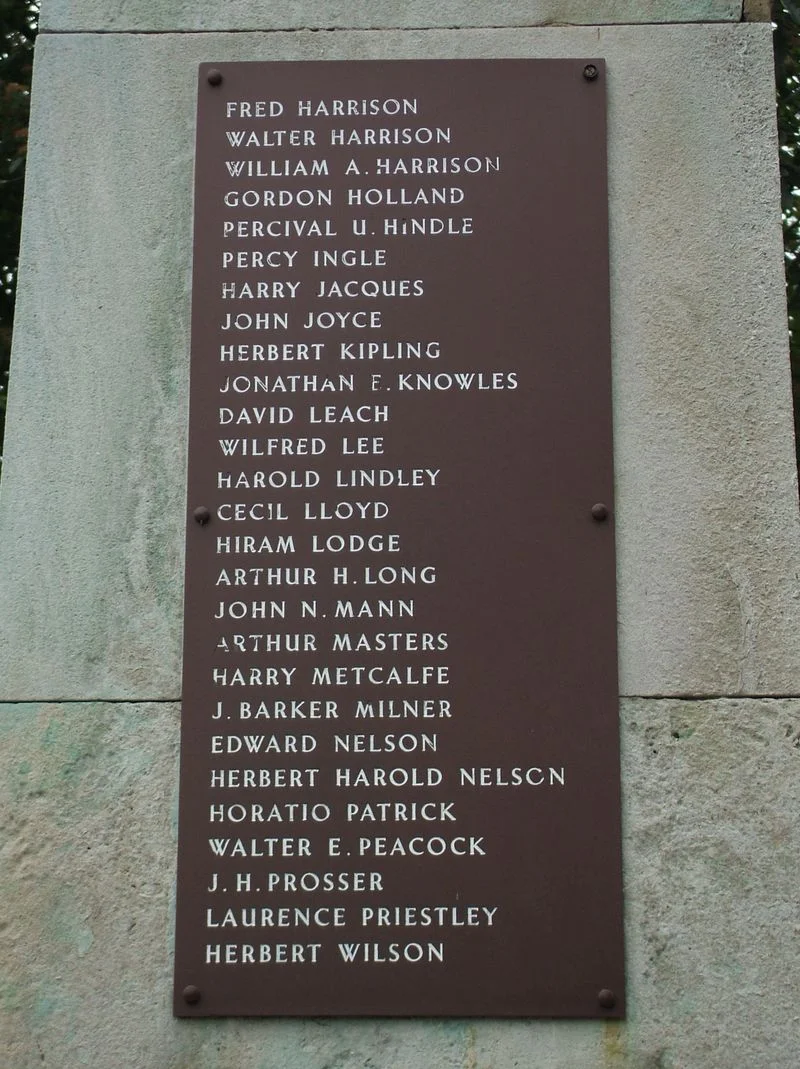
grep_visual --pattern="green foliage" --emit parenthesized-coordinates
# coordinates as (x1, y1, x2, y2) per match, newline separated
(775, 1, 800, 467)
(0, 0, 36, 454)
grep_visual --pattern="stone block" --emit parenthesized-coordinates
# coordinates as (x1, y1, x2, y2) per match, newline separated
(39, 1, 744, 34)
(619, 697, 800, 1067)
(2, 698, 798, 1067)
(0, 703, 181, 1067)
(2, 23, 798, 701)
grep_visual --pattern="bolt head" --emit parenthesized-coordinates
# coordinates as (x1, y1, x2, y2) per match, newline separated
(193, 506, 211, 525)
(598, 988, 616, 1009)
(591, 502, 609, 522)
(183, 985, 201, 1005)
(207, 68, 223, 86)
(583, 64, 599, 81)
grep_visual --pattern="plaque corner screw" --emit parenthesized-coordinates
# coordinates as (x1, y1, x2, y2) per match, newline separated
(591, 502, 609, 522)
(207, 68, 223, 86)
(598, 988, 616, 1009)
(183, 984, 201, 1005)
(583, 64, 599, 81)
(193, 506, 212, 525)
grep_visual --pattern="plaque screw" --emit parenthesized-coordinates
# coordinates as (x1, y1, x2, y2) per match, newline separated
(183, 985, 202, 1005)
(583, 64, 599, 81)
(193, 506, 211, 525)
(207, 69, 223, 86)
(591, 503, 609, 522)
(598, 988, 616, 1009)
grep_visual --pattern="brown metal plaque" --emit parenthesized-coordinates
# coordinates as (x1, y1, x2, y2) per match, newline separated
(174, 59, 623, 1018)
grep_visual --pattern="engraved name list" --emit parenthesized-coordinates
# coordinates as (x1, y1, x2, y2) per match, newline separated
(174, 59, 625, 1019)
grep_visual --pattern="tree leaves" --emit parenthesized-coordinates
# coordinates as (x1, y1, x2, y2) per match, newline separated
(0, 0, 36, 458)
(775, 2, 800, 468)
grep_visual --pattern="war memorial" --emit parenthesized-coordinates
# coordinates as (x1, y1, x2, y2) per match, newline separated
(2, 2, 799, 1066)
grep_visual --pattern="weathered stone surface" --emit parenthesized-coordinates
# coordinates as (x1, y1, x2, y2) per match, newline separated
(0, 703, 181, 1067)
(1, 698, 798, 1067)
(2, 23, 797, 700)
(0, 33, 192, 701)
(39, 1, 744, 33)
(608, 24, 800, 696)
(620, 698, 800, 1067)
(743, 0, 774, 20)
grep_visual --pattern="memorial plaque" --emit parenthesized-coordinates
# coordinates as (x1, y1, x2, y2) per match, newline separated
(174, 59, 624, 1018)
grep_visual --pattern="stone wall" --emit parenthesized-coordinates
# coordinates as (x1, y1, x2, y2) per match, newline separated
(3, 3, 799, 1066)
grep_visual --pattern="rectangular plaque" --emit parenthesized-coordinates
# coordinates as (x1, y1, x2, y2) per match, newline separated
(174, 59, 624, 1018)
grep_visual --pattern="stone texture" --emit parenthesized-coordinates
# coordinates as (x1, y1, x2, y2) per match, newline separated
(743, 0, 774, 20)
(620, 698, 800, 1067)
(2, 23, 799, 701)
(607, 23, 800, 697)
(0, 34, 192, 701)
(0, 703, 181, 1068)
(39, 1, 744, 33)
(1, 698, 799, 1067)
